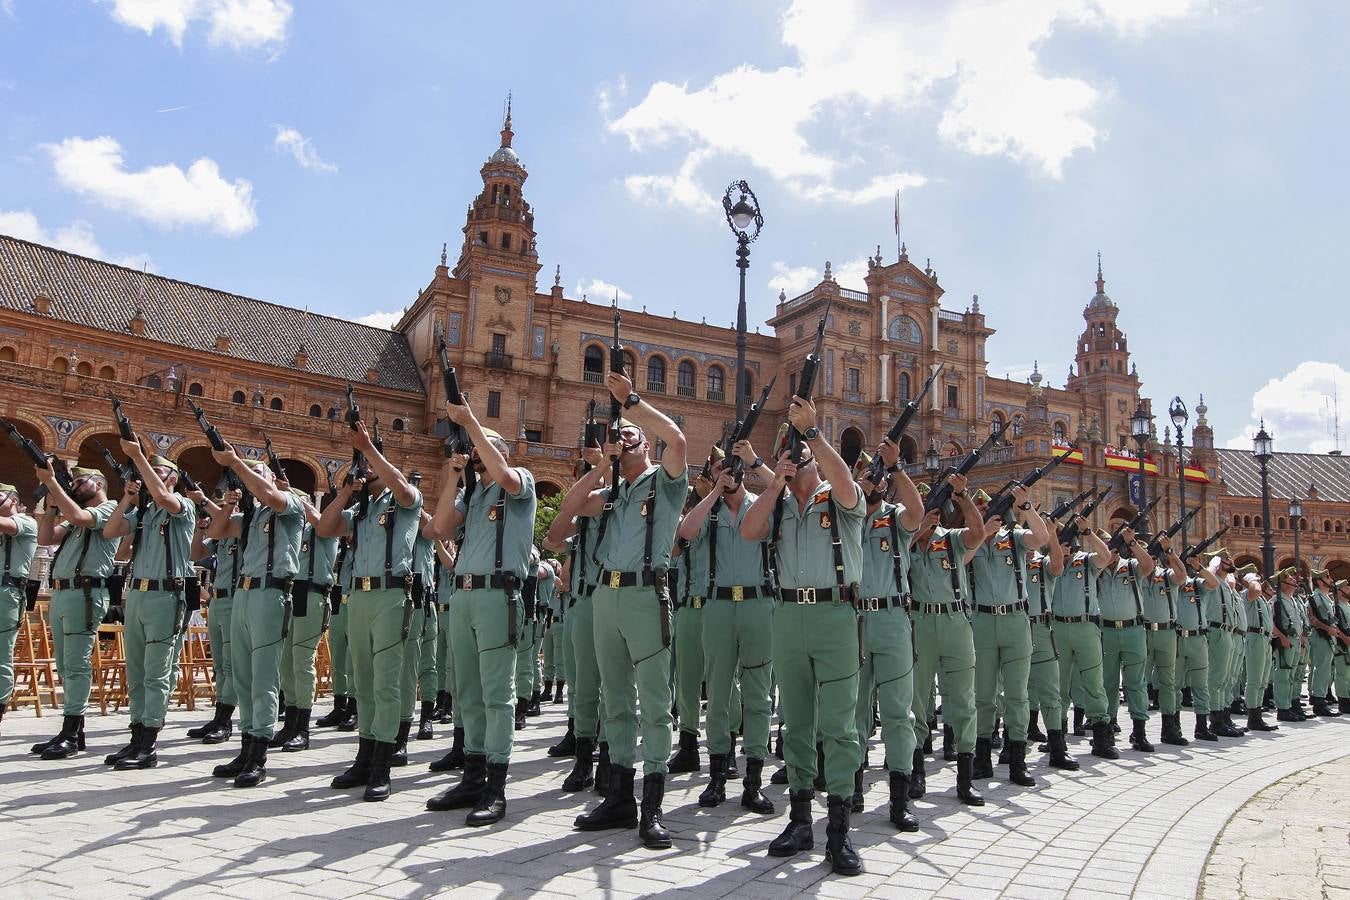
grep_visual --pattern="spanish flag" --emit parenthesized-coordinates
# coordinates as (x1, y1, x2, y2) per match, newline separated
(1104, 450, 1159, 475)
(1183, 465, 1210, 484)
(1052, 444, 1084, 465)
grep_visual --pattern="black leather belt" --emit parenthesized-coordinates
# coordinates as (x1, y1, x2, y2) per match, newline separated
(1246, 626, 1269, 635)
(128, 577, 185, 593)
(458, 573, 518, 590)
(0, 574, 27, 589)
(916, 600, 966, 615)
(675, 596, 706, 610)
(214, 588, 232, 600)
(1055, 614, 1101, 625)
(439, 603, 451, 613)
(777, 586, 846, 605)
(859, 595, 908, 612)
(1102, 617, 1143, 629)
(976, 600, 1029, 616)
(1031, 612, 1054, 626)
(351, 574, 412, 592)
(237, 575, 294, 592)
(714, 586, 763, 601)
(308, 582, 335, 596)
(53, 576, 110, 591)
(1177, 627, 1207, 637)
(1144, 621, 1174, 632)
(598, 569, 657, 589)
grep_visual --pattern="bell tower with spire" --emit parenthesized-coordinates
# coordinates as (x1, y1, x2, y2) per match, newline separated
(1066, 253, 1140, 447)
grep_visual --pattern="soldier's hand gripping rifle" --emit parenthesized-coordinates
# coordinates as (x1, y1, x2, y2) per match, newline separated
(923, 418, 1011, 514)
(1146, 507, 1200, 558)
(436, 331, 477, 497)
(726, 376, 776, 483)
(1047, 487, 1095, 522)
(867, 364, 943, 485)
(1105, 495, 1162, 553)
(1180, 524, 1229, 563)
(982, 444, 1075, 523)
(781, 300, 832, 480)
(1057, 487, 1112, 545)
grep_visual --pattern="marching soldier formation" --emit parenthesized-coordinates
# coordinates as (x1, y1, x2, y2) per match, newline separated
(4, 359, 1350, 882)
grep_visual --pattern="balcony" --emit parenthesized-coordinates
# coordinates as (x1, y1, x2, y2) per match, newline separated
(484, 351, 514, 370)
(583, 370, 603, 385)
(647, 380, 667, 394)
(843, 390, 866, 404)
(676, 384, 695, 398)
(707, 389, 725, 402)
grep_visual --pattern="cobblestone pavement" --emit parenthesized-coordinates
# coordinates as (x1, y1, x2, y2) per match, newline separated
(1, 704, 1346, 899)
(1201, 752, 1350, 899)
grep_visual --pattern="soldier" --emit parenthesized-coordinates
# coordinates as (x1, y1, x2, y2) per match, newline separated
(184, 490, 237, 744)
(512, 547, 547, 730)
(1096, 526, 1157, 753)
(204, 443, 305, 787)
(27, 467, 117, 757)
(1272, 566, 1310, 721)
(314, 536, 357, 731)
(1240, 569, 1277, 731)
(394, 508, 432, 762)
(428, 538, 465, 772)
(426, 401, 536, 827)
(413, 505, 442, 743)
(1178, 552, 1221, 740)
(103, 445, 196, 770)
(541, 558, 565, 705)
(1050, 518, 1115, 760)
(1027, 517, 1078, 770)
(1142, 534, 1191, 746)
(569, 370, 687, 851)
(316, 420, 422, 802)
(679, 443, 774, 815)
(0, 481, 38, 737)
(1306, 570, 1343, 717)
(1333, 581, 1350, 714)
(1203, 552, 1246, 737)
(1224, 562, 1251, 722)
(969, 484, 1049, 785)
(667, 476, 710, 776)
(850, 441, 924, 829)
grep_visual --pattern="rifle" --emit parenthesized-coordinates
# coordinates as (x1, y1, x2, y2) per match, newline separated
(924, 419, 1010, 514)
(606, 295, 625, 491)
(435, 331, 477, 497)
(1057, 487, 1112, 546)
(178, 469, 200, 495)
(726, 376, 776, 483)
(371, 416, 384, 455)
(1048, 487, 1095, 522)
(0, 417, 50, 470)
(982, 444, 1075, 523)
(324, 467, 338, 501)
(91, 438, 136, 485)
(1145, 507, 1200, 558)
(1105, 496, 1162, 553)
(867, 364, 943, 484)
(262, 432, 283, 478)
(783, 300, 831, 477)
(1180, 524, 1229, 563)
(345, 384, 361, 431)
(111, 396, 135, 442)
(187, 398, 228, 452)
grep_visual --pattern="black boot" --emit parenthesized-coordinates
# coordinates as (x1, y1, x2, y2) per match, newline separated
(187, 703, 224, 739)
(768, 790, 815, 857)
(725, 734, 739, 777)
(922, 728, 933, 755)
(667, 729, 701, 774)
(1129, 718, 1155, 753)
(527, 690, 542, 717)
(941, 724, 956, 761)
(1340, 698, 1350, 715)
(698, 754, 728, 807)
(338, 697, 358, 732)
(1228, 698, 1244, 715)
(575, 766, 638, 830)
(214, 735, 252, 778)
(417, 701, 436, 740)
(1312, 696, 1338, 717)
(1263, 684, 1276, 711)
(741, 757, 774, 814)
(774, 723, 784, 759)
(889, 770, 918, 830)
(1181, 686, 1192, 708)
(956, 752, 984, 806)
(563, 736, 596, 791)
(542, 680, 554, 703)
(200, 703, 234, 745)
(269, 706, 298, 749)
(466, 762, 508, 826)
(1008, 741, 1035, 787)
(436, 691, 454, 723)
(1072, 707, 1086, 736)
(1211, 711, 1243, 737)
(1277, 707, 1301, 722)
(315, 695, 348, 728)
(430, 726, 467, 772)
(1247, 708, 1278, 731)
(771, 765, 789, 784)
(364, 741, 394, 802)
(234, 738, 267, 788)
(1047, 730, 1080, 770)
(812, 741, 827, 791)
(331, 737, 375, 788)
(513, 697, 527, 730)
(390, 720, 412, 767)
(1027, 710, 1046, 742)
(972, 737, 993, 779)
(1148, 684, 1159, 711)
(1160, 712, 1189, 746)
(990, 719, 1004, 750)
(104, 724, 141, 766)
(549, 719, 578, 758)
(39, 715, 86, 760)
(850, 766, 864, 813)
(639, 773, 672, 849)
(277, 692, 286, 719)
(114, 725, 159, 770)
(908, 749, 927, 799)
(824, 794, 863, 876)
(1193, 711, 1218, 741)
(282, 708, 311, 752)
(426, 753, 486, 810)
(1090, 721, 1119, 759)
(594, 742, 613, 796)
(1227, 710, 1248, 734)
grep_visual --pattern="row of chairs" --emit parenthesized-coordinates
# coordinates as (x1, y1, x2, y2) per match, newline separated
(8, 606, 335, 717)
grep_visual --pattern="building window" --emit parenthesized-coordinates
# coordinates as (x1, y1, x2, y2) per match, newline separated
(707, 366, 725, 401)
(1012, 416, 1024, 438)
(309, 404, 323, 417)
(525, 428, 541, 442)
(583, 345, 604, 384)
(446, 312, 462, 345)
(742, 370, 754, 405)
(898, 372, 910, 401)
(887, 315, 922, 344)
(76, 361, 93, 376)
(500, 233, 512, 250)
(53, 356, 69, 373)
(991, 412, 1005, 435)
(501, 185, 511, 204)
(491, 333, 507, 355)
(487, 391, 502, 418)
(677, 360, 695, 397)
(477, 230, 488, 246)
(0, 346, 14, 362)
(532, 326, 546, 360)
(847, 368, 860, 393)
(1053, 421, 1067, 443)
(146, 373, 162, 389)
(789, 372, 797, 396)
(100, 365, 116, 380)
(946, 385, 958, 409)
(393, 418, 405, 432)
(269, 397, 284, 411)
(232, 390, 246, 404)
(795, 323, 804, 340)
(188, 382, 204, 396)
(647, 356, 666, 393)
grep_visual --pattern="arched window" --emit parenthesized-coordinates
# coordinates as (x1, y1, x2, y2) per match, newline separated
(1255, 516, 1262, 528)
(309, 404, 323, 417)
(188, 382, 203, 396)
(232, 390, 246, 404)
(1243, 515, 1252, 528)
(583, 345, 604, 383)
(1012, 415, 1025, 438)
(1053, 421, 1067, 443)
(53, 356, 69, 373)
(76, 361, 93, 376)
(1301, 518, 1308, 531)
(1325, 519, 1332, 532)
(991, 412, 1006, 436)
(0, 346, 14, 362)
(707, 365, 725, 400)
(99, 365, 116, 380)
(1278, 517, 1287, 530)
(897, 371, 911, 401)
(887, 315, 922, 344)
(145, 373, 162, 389)
(677, 360, 696, 397)
(646, 356, 666, 392)
(1232, 515, 1241, 527)
(269, 397, 284, 411)
(623, 350, 637, 376)
(1337, 521, 1344, 534)
(393, 418, 406, 432)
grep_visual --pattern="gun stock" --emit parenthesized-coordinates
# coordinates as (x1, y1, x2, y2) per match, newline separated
(345, 384, 361, 431)
(1146, 507, 1200, 557)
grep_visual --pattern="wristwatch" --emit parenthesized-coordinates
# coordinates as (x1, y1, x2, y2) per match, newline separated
(623, 392, 641, 410)
(886, 463, 901, 474)
(751, 457, 765, 471)
(802, 426, 820, 441)
(1019, 502, 1033, 511)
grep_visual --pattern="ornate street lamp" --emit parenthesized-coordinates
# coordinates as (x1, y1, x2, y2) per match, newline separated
(1290, 494, 1304, 583)
(1170, 397, 1189, 545)
(1131, 400, 1153, 537)
(723, 180, 763, 425)
(1253, 420, 1275, 576)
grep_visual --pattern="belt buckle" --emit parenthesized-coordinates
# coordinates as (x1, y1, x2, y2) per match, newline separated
(609, 570, 622, 589)
(798, 587, 816, 605)
(136, 578, 150, 592)
(461, 574, 474, 590)
(242, 577, 255, 591)
(994, 603, 1008, 615)
(357, 576, 372, 592)
(731, 585, 744, 602)
(865, 597, 880, 612)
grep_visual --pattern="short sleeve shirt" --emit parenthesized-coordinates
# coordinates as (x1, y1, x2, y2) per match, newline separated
(125, 498, 197, 581)
(705, 493, 766, 589)
(1026, 552, 1059, 617)
(1098, 558, 1144, 621)
(1176, 576, 1205, 628)
(454, 469, 537, 580)
(537, 565, 557, 612)
(594, 465, 688, 574)
(860, 502, 914, 600)
(239, 493, 304, 579)
(1051, 551, 1101, 617)
(299, 524, 340, 586)
(1311, 590, 1337, 627)
(340, 487, 425, 578)
(769, 481, 866, 590)
(909, 526, 970, 605)
(1142, 568, 1178, 624)
(50, 500, 119, 580)
(1, 513, 39, 583)
(969, 526, 1029, 604)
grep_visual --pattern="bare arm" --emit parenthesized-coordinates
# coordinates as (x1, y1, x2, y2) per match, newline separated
(103, 480, 141, 539)
(1015, 485, 1049, 550)
(122, 438, 184, 516)
(351, 421, 417, 509)
(542, 514, 577, 554)
(35, 467, 97, 530)
(316, 483, 358, 539)
(607, 372, 687, 477)
(678, 471, 729, 541)
(447, 400, 523, 496)
(740, 456, 791, 542)
(216, 443, 291, 512)
(430, 458, 466, 540)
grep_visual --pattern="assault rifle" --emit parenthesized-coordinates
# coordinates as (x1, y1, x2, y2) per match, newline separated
(185, 399, 241, 491)
(982, 444, 1075, 523)
(923, 419, 1011, 514)
(1145, 507, 1200, 558)
(1047, 487, 1096, 522)
(435, 331, 477, 496)
(606, 295, 625, 490)
(345, 384, 361, 431)
(725, 376, 776, 483)
(91, 438, 136, 485)
(1105, 496, 1162, 553)
(782, 300, 831, 479)
(867, 364, 943, 485)
(1, 417, 50, 470)
(111, 396, 135, 442)
(1057, 488, 1112, 546)
(262, 432, 283, 479)
(1180, 525, 1229, 563)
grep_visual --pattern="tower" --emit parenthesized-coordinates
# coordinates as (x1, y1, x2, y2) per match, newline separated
(453, 95, 541, 285)
(1065, 254, 1140, 446)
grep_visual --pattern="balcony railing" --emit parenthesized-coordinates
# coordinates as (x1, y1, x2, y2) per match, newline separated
(707, 389, 725, 402)
(843, 390, 866, 404)
(647, 379, 667, 394)
(484, 351, 514, 370)
(676, 384, 695, 398)
(583, 370, 603, 384)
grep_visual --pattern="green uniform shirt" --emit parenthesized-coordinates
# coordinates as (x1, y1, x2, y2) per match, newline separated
(340, 487, 425, 578)
(337, 537, 353, 590)
(206, 533, 242, 593)
(1246, 593, 1272, 635)
(1199, 580, 1225, 627)
(1050, 550, 1102, 617)
(768, 481, 865, 590)
(1176, 576, 1205, 629)
(50, 500, 119, 579)
(124, 499, 196, 580)
(569, 516, 600, 593)
(1142, 568, 1178, 624)
(299, 524, 340, 586)
(678, 527, 710, 602)
(239, 493, 304, 578)
(969, 526, 1029, 604)
(1310, 590, 1337, 630)
(594, 465, 687, 575)
(1026, 553, 1058, 617)
(859, 502, 913, 600)
(1230, 584, 1249, 630)
(436, 556, 456, 604)
(413, 533, 435, 590)
(537, 565, 557, 613)
(704, 493, 766, 590)
(2, 513, 38, 580)
(1275, 591, 1307, 636)
(1098, 558, 1144, 621)
(1335, 596, 1350, 632)
(454, 469, 537, 580)
(909, 526, 970, 604)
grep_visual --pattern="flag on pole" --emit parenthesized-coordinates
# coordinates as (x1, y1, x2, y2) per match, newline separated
(894, 190, 900, 235)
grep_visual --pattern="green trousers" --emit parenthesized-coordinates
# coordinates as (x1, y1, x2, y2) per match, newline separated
(593, 583, 673, 774)
(208, 594, 235, 705)
(1028, 621, 1062, 725)
(1175, 632, 1212, 713)
(231, 586, 289, 740)
(1273, 640, 1303, 708)
(50, 586, 110, 716)
(1293, 642, 1310, 701)
(398, 605, 425, 721)
(1334, 646, 1350, 698)
(329, 598, 351, 696)
(515, 615, 542, 701)
(1056, 620, 1108, 726)
(775, 600, 859, 797)
(0, 586, 20, 705)
(1102, 625, 1149, 722)
(279, 587, 325, 710)
(1229, 633, 1247, 705)
(703, 594, 773, 759)
(911, 608, 977, 753)
(854, 604, 915, 773)
(1144, 627, 1179, 715)
(348, 587, 410, 743)
(973, 611, 1032, 741)
(569, 592, 603, 740)
(672, 602, 705, 738)
(418, 602, 438, 703)
(125, 589, 183, 728)
(449, 587, 520, 764)
(542, 618, 560, 681)
(436, 601, 459, 724)
(1311, 633, 1336, 696)
(1206, 629, 1231, 711)
(560, 613, 576, 713)
(1243, 632, 1273, 709)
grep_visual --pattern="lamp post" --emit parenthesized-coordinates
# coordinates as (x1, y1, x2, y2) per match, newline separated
(925, 437, 941, 488)
(1290, 495, 1304, 583)
(1170, 397, 1189, 545)
(1253, 421, 1275, 576)
(1131, 400, 1153, 538)
(723, 180, 763, 425)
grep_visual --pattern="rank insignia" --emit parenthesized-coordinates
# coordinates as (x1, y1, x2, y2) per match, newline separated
(262, 521, 272, 534)
(941, 558, 954, 571)
(378, 513, 388, 526)
(158, 521, 167, 535)
(487, 507, 498, 522)
(301, 542, 309, 553)
(880, 537, 890, 552)
(819, 512, 832, 529)
(640, 502, 649, 517)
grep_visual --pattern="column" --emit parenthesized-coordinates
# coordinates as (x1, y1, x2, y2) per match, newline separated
(879, 354, 890, 403)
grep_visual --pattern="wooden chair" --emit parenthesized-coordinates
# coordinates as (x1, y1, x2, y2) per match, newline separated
(8, 611, 46, 717)
(183, 624, 215, 705)
(92, 624, 128, 713)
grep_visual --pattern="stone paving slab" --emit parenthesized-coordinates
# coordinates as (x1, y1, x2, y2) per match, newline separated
(0, 705, 1346, 898)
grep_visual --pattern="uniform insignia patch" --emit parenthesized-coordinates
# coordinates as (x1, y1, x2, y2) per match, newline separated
(487, 507, 498, 521)
(640, 502, 649, 517)
(880, 537, 890, 552)
(262, 521, 271, 534)
(378, 512, 388, 526)
(819, 512, 831, 529)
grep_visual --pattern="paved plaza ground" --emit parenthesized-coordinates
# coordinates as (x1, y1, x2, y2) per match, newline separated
(1, 703, 1346, 899)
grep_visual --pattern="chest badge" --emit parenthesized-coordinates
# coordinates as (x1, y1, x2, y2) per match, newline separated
(262, 520, 272, 534)
(378, 512, 389, 527)
(640, 501, 649, 517)
(487, 506, 498, 522)
(158, 521, 168, 535)
(301, 542, 310, 553)
(880, 537, 890, 553)
(819, 512, 832, 529)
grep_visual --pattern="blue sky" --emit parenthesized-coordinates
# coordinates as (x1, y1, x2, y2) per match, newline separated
(2, 0, 1347, 453)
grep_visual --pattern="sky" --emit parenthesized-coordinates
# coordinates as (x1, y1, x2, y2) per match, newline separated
(2, 0, 1348, 454)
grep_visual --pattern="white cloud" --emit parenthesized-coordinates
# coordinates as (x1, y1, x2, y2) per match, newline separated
(273, 125, 337, 174)
(1225, 361, 1350, 454)
(355, 309, 402, 330)
(608, 0, 1205, 204)
(2, 0, 16, 18)
(103, 0, 291, 50)
(622, 149, 718, 211)
(0, 208, 151, 268)
(832, 256, 870, 291)
(575, 278, 632, 304)
(768, 262, 819, 297)
(45, 135, 257, 235)
(788, 172, 927, 205)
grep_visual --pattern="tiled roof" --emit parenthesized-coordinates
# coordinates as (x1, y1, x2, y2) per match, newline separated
(1213, 448, 1350, 503)
(0, 235, 424, 394)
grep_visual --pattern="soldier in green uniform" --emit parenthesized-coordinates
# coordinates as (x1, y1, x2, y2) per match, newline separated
(541, 558, 565, 704)
(0, 482, 38, 737)
(1202, 553, 1245, 736)
(1050, 520, 1115, 760)
(103, 443, 196, 770)
(183, 491, 237, 744)
(428, 538, 466, 771)
(316, 421, 422, 801)
(1026, 519, 1078, 770)
(667, 476, 710, 776)
(1096, 527, 1156, 752)
(315, 537, 357, 731)
(738, 401, 865, 874)
(27, 466, 117, 757)
(1141, 534, 1190, 746)
(1333, 581, 1350, 713)
(413, 506, 442, 742)
(204, 443, 304, 787)
(1272, 566, 1309, 721)
(1177, 556, 1219, 740)
(679, 445, 773, 814)
(512, 548, 547, 730)
(1224, 563, 1250, 720)
(1307, 570, 1343, 716)
(569, 369, 686, 851)
(969, 485, 1049, 785)
(393, 508, 432, 761)
(426, 403, 536, 827)
(1239, 569, 1278, 731)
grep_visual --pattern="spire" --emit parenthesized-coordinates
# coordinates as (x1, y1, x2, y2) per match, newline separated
(440, 242, 447, 267)
(1095, 250, 1105, 295)
(501, 91, 513, 148)
(554, 264, 561, 287)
